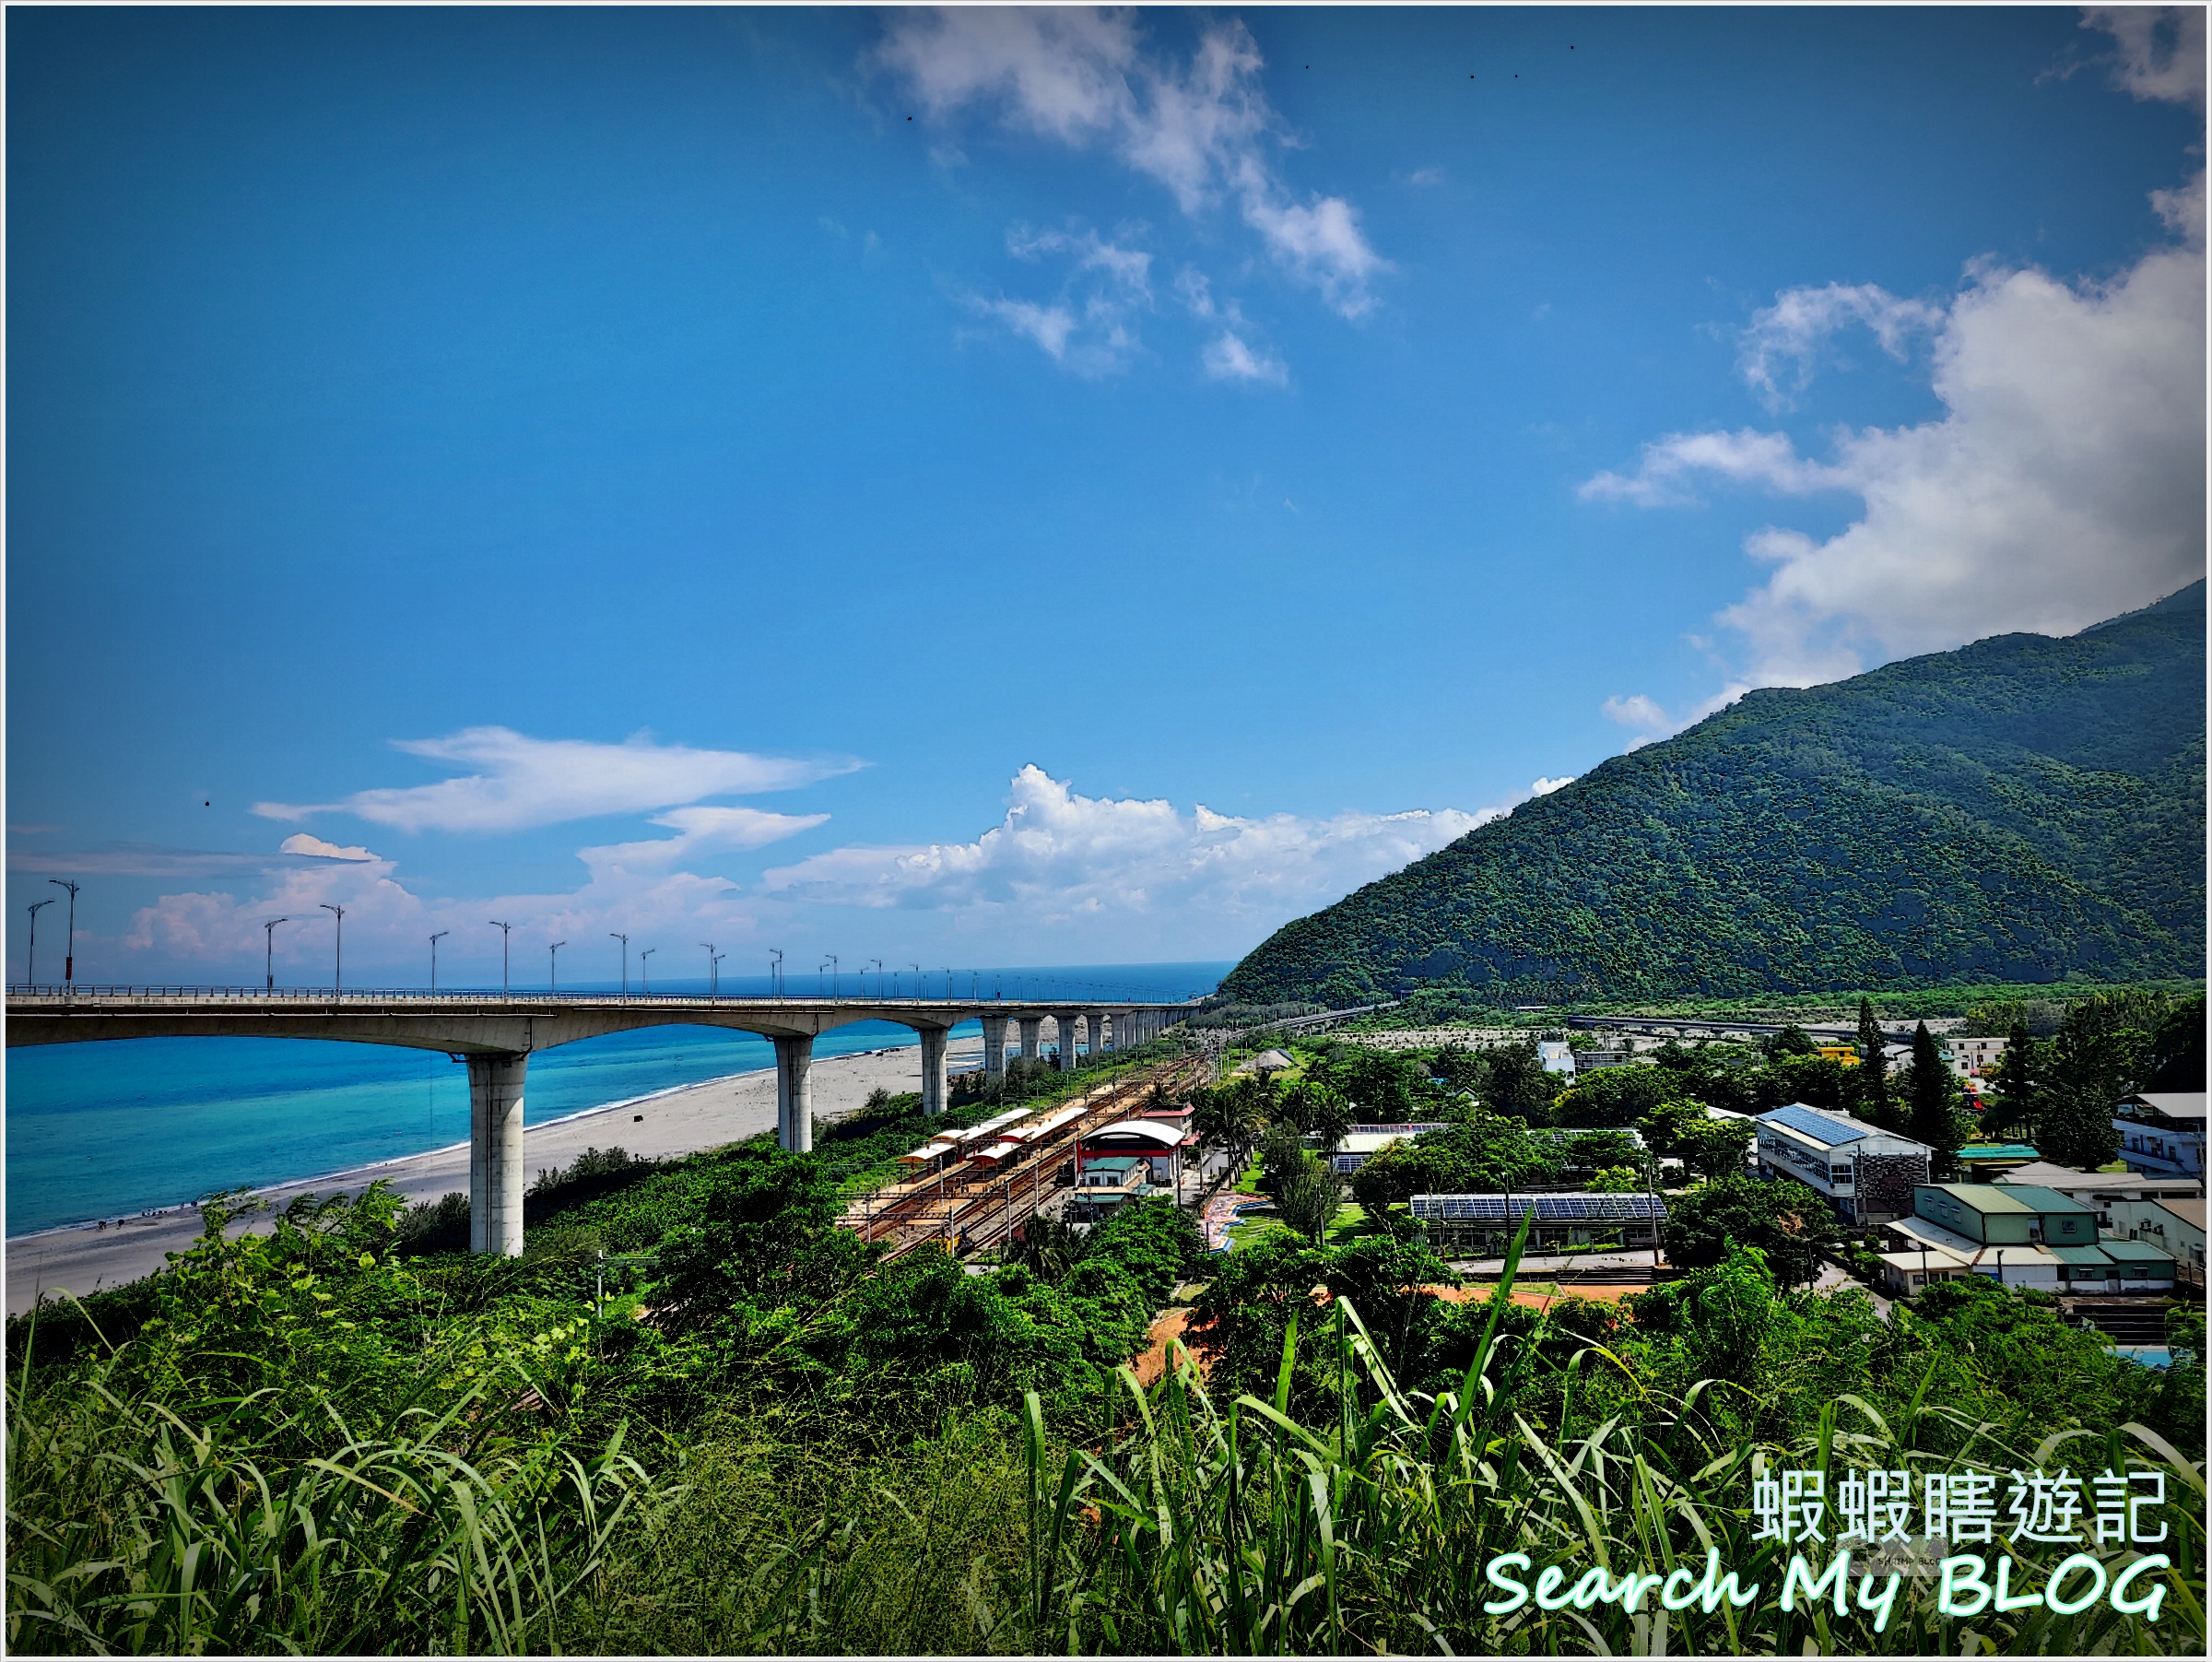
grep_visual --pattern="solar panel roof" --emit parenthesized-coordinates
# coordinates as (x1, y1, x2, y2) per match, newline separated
(1408, 1193, 1668, 1221)
(1759, 1103, 1868, 1147)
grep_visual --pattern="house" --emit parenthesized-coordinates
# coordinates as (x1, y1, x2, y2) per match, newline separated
(1067, 1156, 1162, 1220)
(1948, 1034, 2013, 1077)
(1753, 1103, 1931, 1225)
(1955, 1142, 2041, 1179)
(2109, 1195, 2206, 1271)
(1309, 1122, 1452, 1175)
(1911, 1182, 2101, 1247)
(1992, 1161, 2203, 1228)
(2113, 1093, 2206, 1179)
(1536, 1041, 1576, 1078)
(1234, 1048, 1296, 1075)
(1077, 1118, 1193, 1189)
(1409, 1192, 1665, 1255)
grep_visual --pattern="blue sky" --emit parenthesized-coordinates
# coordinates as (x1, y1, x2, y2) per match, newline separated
(7, 6, 2205, 987)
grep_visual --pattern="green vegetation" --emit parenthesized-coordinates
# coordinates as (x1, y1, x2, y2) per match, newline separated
(7, 1036, 2204, 1654)
(1225, 588, 2205, 1007)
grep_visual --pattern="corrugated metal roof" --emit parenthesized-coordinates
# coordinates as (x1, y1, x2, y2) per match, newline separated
(2046, 1244, 2116, 1266)
(1759, 1103, 1868, 1147)
(1990, 1184, 2095, 1214)
(2102, 1239, 2179, 1263)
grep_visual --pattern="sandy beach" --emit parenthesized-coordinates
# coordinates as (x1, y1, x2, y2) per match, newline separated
(6, 1035, 983, 1316)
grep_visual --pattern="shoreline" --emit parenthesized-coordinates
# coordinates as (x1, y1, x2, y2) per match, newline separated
(6, 1037, 981, 1314)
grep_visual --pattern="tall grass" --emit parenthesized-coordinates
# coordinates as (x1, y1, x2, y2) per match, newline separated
(6, 1314, 674, 1655)
(999, 1219, 2206, 1656)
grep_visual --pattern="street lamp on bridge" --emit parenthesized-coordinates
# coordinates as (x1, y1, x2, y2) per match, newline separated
(488, 920, 512, 994)
(48, 880, 78, 988)
(640, 947, 655, 993)
(700, 943, 717, 1000)
(712, 951, 725, 999)
(769, 948, 783, 997)
(610, 932, 629, 995)
(822, 955, 839, 997)
(429, 930, 449, 992)
(26, 897, 54, 986)
(548, 940, 567, 993)
(319, 902, 345, 992)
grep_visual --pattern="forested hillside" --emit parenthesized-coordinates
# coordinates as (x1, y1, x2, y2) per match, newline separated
(1227, 583, 2206, 1007)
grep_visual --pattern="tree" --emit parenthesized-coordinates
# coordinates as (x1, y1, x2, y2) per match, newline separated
(1983, 1021, 2039, 1141)
(1565, 1129, 1642, 1171)
(1258, 1121, 1309, 1194)
(1589, 1165, 1641, 1193)
(1855, 996, 1892, 1128)
(1907, 1022, 1971, 1176)
(1482, 1039, 1556, 1119)
(1638, 1098, 1710, 1158)
(2146, 993, 2206, 1090)
(1275, 1155, 1344, 1244)
(1286, 1079, 1354, 1157)
(1762, 1024, 1818, 1060)
(1677, 1115, 1756, 1180)
(2037, 1082, 2122, 1171)
(1663, 1173, 1834, 1287)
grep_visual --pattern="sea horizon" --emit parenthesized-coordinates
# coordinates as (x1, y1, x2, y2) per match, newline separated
(6, 961, 1233, 1238)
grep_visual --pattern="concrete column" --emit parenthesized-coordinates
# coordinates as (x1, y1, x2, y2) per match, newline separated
(774, 1034, 814, 1152)
(1054, 1014, 1078, 1069)
(918, 1026, 948, 1116)
(1088, 1011, 1108, 1059)
(1018, 1016, 1043, 1061)
(981, 1014, 1009, 1078)
(466, 1052, 528, 1256)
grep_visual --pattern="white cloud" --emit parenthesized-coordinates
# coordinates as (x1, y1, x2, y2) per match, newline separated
(1736, 281, 1944, 409)
(1598, 685, 1753, 750)
(577, 806, 829, 876)
(2082, 6, 2206, 109)
(971, 222, 1152, 371)
(1527, 775, 1576, 797)
(1007, 223, 1152, 293)
(964, 293, 1080, 360)
(253, 726, 857, 833)
(280, 833, 378, 861)
(1200, 330, 1288, 385)
(759, 765, 1505, 932)
(1580, 428, 1843, 507)
(875, 9, 1387, 318)
(1585, 174, 2206, 686)
(1599, 694, 1668, 733)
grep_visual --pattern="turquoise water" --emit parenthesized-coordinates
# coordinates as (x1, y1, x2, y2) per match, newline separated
(6, 961, 1230, 1235)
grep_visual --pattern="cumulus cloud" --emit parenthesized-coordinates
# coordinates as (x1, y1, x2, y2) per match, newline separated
(253, 726, 857, 833)
(759, 766, 1507, 934)
(1527, 776, 1576, 797)
(280, 833, 378, 861)
(968, 221, 1152, 371)
(875, 9, 1388, 319)
(2082, 6, 2206, 109)
(1585, 173, 2206, 686)
(1598, 685, 1753, 750)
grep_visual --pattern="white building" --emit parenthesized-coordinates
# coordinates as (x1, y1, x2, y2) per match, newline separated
(2113, 1093, 2206, 1180)
(1536, 1041, 1576, 1077)
(1753, 1103, 1932, 1225)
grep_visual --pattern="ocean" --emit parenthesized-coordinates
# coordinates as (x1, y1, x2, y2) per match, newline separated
(4, 962, 1231, 1237)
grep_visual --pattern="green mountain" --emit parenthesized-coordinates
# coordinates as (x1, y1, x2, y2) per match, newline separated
(1226, 584, 2206, 1008)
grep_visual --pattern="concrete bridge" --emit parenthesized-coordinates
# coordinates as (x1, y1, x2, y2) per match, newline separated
(4, 986, 1190, 1255)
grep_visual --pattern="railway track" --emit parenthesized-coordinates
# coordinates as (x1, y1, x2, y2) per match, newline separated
(846, 1055, 1207, 1263)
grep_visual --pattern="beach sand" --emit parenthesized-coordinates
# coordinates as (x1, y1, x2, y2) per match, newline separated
(6, 1036, 982, 1316)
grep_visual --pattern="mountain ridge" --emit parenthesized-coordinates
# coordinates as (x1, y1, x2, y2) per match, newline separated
(1223, 585, 2206, 1007)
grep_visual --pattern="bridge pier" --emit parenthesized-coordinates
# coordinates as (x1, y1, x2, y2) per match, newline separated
(466, 1053, 528, 1256)
(774, 1035, 814, 1153)
(1018, 1016, 1042, 1063)
(918, 1026, 948, 1115)
(981, 1014, 1008, 1078)
(1088, 1010, 1108, 1059)
(1054, 1015, 1077, 1070)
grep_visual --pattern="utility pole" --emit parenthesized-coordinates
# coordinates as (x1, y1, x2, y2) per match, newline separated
(610, 932, 629, 995)
(489, 920, 512, 994)
(26, 897, 54, 985)
(319, 902, 344, 992)
(548, 939, 567, 993)
(429, 930, 448, 992)
(48, 880, 78, 988)
(641, 947, 655, 993)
